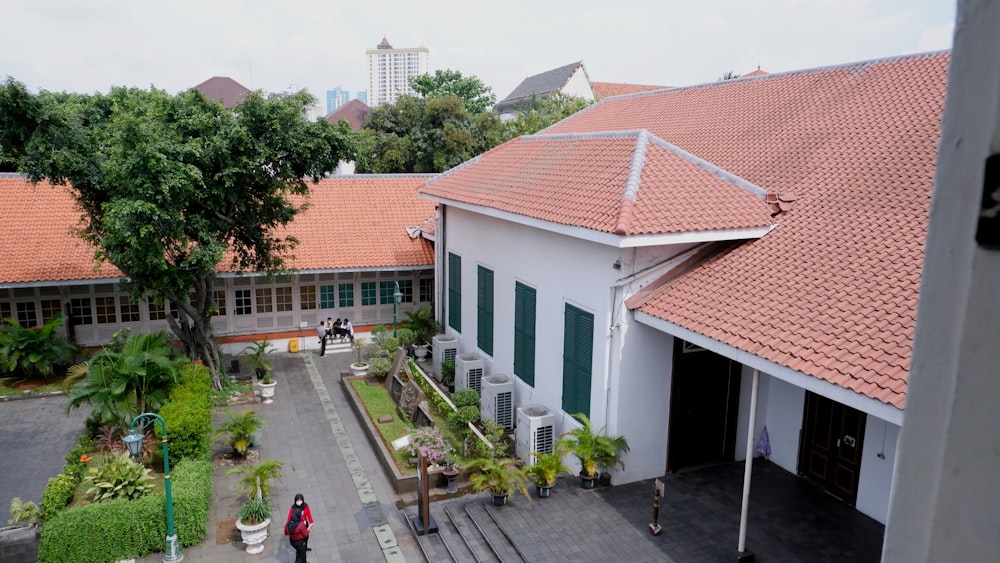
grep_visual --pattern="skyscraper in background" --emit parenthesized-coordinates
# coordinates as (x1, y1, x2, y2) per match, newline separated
(366, 37, 428, 107)
(325, 87, 352, 115)
(357, 90, 368, 105)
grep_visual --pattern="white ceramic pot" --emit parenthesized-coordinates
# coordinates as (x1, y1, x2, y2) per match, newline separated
(350, 362, 369, 376)
(259, 381, 277, 404)
(413, 343, 429, 361)
(236, 517, 271, 554)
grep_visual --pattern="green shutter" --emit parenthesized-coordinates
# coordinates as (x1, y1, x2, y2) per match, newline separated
(448, 253, 462, 331)
(514, 282, 536, 386)
(477, 266, 494, 355)
(562, 304, 594, 417)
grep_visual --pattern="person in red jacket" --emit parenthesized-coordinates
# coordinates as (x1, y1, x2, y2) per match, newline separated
(284, 493, 314, 562)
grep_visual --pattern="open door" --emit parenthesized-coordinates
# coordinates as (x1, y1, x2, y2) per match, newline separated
(667, 339, 741, 472)
(799, 392, 866, 504)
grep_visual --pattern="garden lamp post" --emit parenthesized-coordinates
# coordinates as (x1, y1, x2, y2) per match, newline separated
(393, 281, 403, 337)
(124, 412, 183, 562)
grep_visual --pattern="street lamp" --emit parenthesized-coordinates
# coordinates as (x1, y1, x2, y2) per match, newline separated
(393, 281, 403, 337)
(124, 413, 183, 562)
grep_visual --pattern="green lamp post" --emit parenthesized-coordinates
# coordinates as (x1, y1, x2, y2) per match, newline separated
(124, 413, 183, 562)
(392, 281, 403, 337)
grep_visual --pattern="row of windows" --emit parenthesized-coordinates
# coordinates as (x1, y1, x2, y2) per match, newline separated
(1, 279, 434, 327)
(447, 252, 593, 417)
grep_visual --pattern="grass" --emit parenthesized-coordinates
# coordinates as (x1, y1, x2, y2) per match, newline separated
(0, 375, 67, 397)
(351, 379, 414, 471)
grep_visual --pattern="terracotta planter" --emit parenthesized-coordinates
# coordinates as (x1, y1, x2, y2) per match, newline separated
(236, 517, 271, 554)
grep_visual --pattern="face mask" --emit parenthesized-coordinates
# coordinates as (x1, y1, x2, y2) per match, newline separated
(296, 500, 303, 506)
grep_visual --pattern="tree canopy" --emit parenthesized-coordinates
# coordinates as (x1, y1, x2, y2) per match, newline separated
(410, 69, 496, 114)
(503, 93, 592, 137)
(0, 79, 357, 388)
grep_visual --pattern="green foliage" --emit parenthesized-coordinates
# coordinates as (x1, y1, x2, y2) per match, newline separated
(465, 457, 529, 500)
(240, 337, 274, 375)
(524, 439, 571, 487)
(410, 69, 497, 114)
(351, 338, 367, 366)
(562, 413, 630, 477)
(8, 497, 41, 527)
(159, 362, 213, 462)
(504, 93, 592, 137)
(451, 388, 480, 409)
(83, 452, 154, 502)
(237, 496, 273, 525)
(38, 459, 211, 562)
(474, 417, 509, 459)
(65, 330, 186, 427)
(408, 426, 451, 465)
(226, 460, 284, 501)
(394, 327, 415, 349)
(40, 474, 77, 521)
(0, 79, 357, 389)
(213, 408, 266, 457)
(0, 315, 76, 377)
(369, 356, 392, 378)
(719, 70, 741, 81)
(400, 306, 439, 345)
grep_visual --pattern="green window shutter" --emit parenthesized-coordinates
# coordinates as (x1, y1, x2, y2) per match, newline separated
(361, 282, 377, 306)
(562, 304, 594, 418)
(338, 283, 354, 307)
(514, 282, 536, 386)
(477, 266, 494, 355)
(448, 253, 462, 331)
(319, 285, 336, 309)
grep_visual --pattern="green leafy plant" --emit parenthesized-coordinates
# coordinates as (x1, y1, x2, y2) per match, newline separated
(562, 413, 630, 478)
(441, 359, 456, 387)
(394, 327, 415, 350)
(240, 338, 274, 378)
(237, 495, 273, 525)
(159, 363, 213, 462)
(400, 306, 440, 345)
(409, 426, 451, 465)
(524, 439, 571, 487)
(474, 417, 509, 459)
(83, 452, 154, 501)
(351, 338, 368, 367)
(226, 459, 284, 500)
(451, 388, 480, 409)
(448, 405, 480, 434)
(465, 457, 529, 500)
(369, 356, 392, 378)
(94, 424, 126, 454)
(8, 497, 41, 527)
(213, 408, 266, 457)
(0, 315, 77, 378)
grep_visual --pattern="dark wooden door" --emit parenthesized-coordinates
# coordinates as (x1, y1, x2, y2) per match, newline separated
(667, 340, 742, 472)
(799, 392, 867, 504)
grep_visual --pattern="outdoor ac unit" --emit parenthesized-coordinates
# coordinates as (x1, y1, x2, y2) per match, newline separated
(516, 405, 556, 465)
(480, 374, 514, 430)
(431, 334, 458, 381)
(455, 352, 484, 395)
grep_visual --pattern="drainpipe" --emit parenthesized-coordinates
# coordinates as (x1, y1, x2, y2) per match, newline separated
(738, 369, 760, 558)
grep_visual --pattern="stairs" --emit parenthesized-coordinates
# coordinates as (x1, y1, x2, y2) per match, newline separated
(409, 497, 529, 563)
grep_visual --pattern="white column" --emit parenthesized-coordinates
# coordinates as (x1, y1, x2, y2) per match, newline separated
(738, 369, 760, 553)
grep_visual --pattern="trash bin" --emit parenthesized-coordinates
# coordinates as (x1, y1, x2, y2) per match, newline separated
(288, 338, 300, 353)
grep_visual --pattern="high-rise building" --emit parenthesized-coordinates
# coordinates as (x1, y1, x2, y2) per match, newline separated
(325, 87, 352, 115)
(356, 90, 368, 105)
(366, 37, 429, 107)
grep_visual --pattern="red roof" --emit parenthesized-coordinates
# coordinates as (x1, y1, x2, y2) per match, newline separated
(422, 131, 774, 236)
(591, 82, 670, 99)
(741, 68, 768, 78)
(0, 175, 435, 284)
(193, 76, 250, 108)
(543, 52, 950, 409)
(325, 99, 372, 131)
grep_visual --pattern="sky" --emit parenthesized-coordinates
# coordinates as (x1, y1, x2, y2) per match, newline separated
(3, 0, 955, 115)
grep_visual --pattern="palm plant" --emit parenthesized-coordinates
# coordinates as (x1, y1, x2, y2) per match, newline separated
(240, 337, 273, 379)
(563, 413, 630, 479)
(65, 330, 185, 427)
(399, 307, 439, 345)
(213, 408, 267, 456)
(524, 439, 571, 488)
(0, 315, 77, 378)
(465, 457, 530, 504)
(226, 460, 285, 501)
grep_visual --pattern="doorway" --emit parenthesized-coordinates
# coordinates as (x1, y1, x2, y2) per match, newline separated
(798, 392, 867, 504)
(666, 339, 742, 472)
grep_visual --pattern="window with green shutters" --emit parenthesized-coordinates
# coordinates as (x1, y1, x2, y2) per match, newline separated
(319, 285, 335, 309)
(562, 304, 594, 418)
(379, 281, 396, 304)
(477, 266, 494, 355)
(514, 282, 536, 386)
(361, 282, 377, 306)
(338, 283, 354, 307)
(448, 253, 461, 331)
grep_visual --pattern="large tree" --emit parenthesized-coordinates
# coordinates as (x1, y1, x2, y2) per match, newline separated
(0, 79, 357, 388)
(503, 92, 592, 137)
(410, 69, 496, 114)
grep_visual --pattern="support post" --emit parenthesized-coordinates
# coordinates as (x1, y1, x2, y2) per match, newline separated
(737, 369, 760, 561)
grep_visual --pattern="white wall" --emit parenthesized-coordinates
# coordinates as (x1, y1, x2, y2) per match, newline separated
(562, 67, 595, 101)
(856, 418, 898, 524)
(735, 365, 769, 463)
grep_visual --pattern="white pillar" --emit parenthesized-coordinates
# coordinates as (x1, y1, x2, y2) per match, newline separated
(738, 369, 760, 553)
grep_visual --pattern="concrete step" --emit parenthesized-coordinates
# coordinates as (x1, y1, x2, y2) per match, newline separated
(410, 496, 530, 563)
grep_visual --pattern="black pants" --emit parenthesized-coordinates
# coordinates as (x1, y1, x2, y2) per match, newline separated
(290, 537, 308, 563)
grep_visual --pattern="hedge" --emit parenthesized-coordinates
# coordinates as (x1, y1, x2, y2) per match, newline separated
(157, 363, 213, 463)
(39, 437, 90, 521)
(37, 458, 212, 563)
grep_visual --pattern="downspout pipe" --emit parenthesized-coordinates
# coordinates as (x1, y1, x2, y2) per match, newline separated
(738, 369, 760, 558)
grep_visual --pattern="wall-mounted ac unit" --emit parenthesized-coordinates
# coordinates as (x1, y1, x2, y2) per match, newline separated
(456, 353, 484, 395)
(480, 374, 514, 430)
(516, 405, 556, 465)
(431, 334, 458, 381)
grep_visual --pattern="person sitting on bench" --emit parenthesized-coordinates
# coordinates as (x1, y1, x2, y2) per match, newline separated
(342, 318, 354, 343)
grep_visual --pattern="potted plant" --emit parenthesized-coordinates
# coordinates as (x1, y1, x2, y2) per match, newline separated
(441, 452, 462, 494)
(524, 439, 571, 498)
(213, 408, 267, 457)
(240, 337, 274, 380)
(562, 413, 630, 489)
(400, 307, 439, 360)
(258, 371, 277, 404)
(350, 338, 369, 376)
(465, 457, 530, 506)
(226, 459, 285, 500)
(228, 460, 283, 554)
(441, 359, 456, 393)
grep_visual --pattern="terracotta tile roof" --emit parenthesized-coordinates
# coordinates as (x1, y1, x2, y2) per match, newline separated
(741, 68, 768, 78)
(547, 52, 950, 409)
(591, 82, 671, 99)
(325, 99, 372, 131)
(421, 131, 774, 237)
(0, 174, 435, 285)
(495, 62, 588, 114)
(193, 76, 250, 108)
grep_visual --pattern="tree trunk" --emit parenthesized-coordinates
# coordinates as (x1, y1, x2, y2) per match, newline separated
(166, 275, 223, 391)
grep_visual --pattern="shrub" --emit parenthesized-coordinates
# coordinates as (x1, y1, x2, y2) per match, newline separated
(159, 363, 213, 463)
(213, 408, 266, 457)
(369, 356, 392, 378)
(39, 474, 77, 521)
(409, 426, 451, 465)
(83, 452, 154, 502)
(448, 405, 480, 434)
(0, 315, 76, 378)
(474, 418, 510, 459)
(452, 388, 480, 409)
(8, 497, 41, 527)
(38, 458, 211, 562)
(237, 496, 273, 525)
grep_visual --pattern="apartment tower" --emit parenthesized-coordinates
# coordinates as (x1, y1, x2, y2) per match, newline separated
(366, 37, 429, 107)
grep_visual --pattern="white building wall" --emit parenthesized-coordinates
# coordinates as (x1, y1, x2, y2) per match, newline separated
(856, 418, 898, 524)
(561, 68, 595, 101)
(759, 376, 806, 473)
(734, 364, 769, 463)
